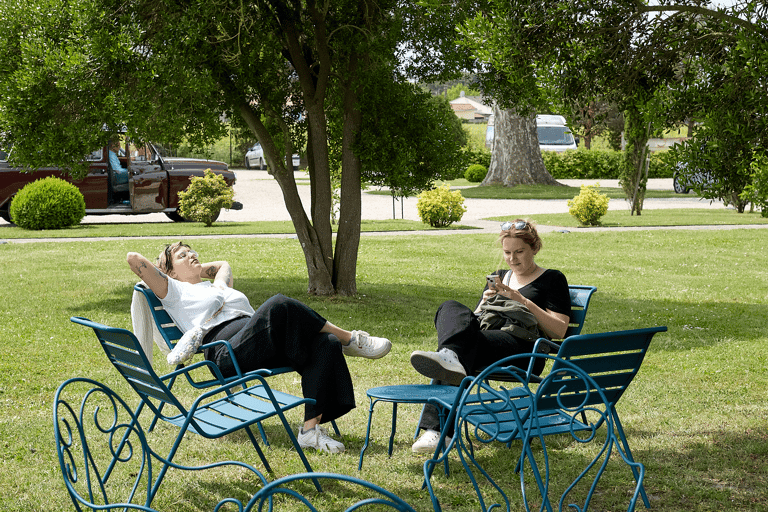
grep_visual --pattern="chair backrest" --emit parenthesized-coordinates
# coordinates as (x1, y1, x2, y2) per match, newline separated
(53, 377, 162, 511)
(539, 325, 667, 411)
(563, 285, 597, 338)
(71, 316, 186, 415)
(134, 283, 183, 351)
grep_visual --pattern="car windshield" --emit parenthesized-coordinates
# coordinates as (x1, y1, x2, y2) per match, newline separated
(537, 126, 575, 145)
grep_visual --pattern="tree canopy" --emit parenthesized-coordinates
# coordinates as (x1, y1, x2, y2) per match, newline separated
(0, 0, 467, 295)
(451, 0, 768, 213)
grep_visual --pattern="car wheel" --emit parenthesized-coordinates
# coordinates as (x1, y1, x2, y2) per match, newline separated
(165, 209, 220, 223)
(0, 208, 13, 224)
(673, 175, 689, 194)
(245, 157, 251, 169)
(259, 157, 266, 170)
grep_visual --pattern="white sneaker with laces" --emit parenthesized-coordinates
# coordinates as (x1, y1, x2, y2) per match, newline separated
(297, 425, 345, 454)
(343, 330, 392, 359)
(410, 348, 467, 385)
(412, 429, 452, 453)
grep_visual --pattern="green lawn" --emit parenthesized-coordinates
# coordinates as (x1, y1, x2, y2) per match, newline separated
(1, 228, 767, 511)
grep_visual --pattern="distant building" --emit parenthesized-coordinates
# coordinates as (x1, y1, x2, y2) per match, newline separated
(449, 92, 493, 123)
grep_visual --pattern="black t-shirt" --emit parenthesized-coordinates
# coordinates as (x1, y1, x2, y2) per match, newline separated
(479, 268, 570, 316)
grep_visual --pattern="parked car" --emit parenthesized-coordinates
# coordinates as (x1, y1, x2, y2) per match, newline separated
(485, 114, 578, 152)
(1, 141, 241, 224)
(673, 166, 714, 194)
(244, 142, 300, 170)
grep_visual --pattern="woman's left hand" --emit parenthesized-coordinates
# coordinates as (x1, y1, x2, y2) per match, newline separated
(492, 282, 525, 303)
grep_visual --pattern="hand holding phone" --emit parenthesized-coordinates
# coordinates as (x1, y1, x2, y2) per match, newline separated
(486, 274, 497, 289)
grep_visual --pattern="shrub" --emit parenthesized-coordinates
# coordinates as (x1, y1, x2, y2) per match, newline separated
(464, 164, 488, 183)
(542, 148, 672, 180)
(178, 169, 234, 227)
(9, 176, 85, 230)
(416, 185, 467, 228)
(567, 183, 610, 226)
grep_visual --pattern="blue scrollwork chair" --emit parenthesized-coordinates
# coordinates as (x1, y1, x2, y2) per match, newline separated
(237, 473, 417, 512)
(424, 326, 667, 512)
(53, 377, 267, 511)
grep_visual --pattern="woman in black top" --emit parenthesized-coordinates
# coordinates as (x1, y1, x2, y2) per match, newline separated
(410, 219, 571, 453)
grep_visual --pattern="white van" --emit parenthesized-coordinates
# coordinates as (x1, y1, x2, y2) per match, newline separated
(485, 114, 578, 152)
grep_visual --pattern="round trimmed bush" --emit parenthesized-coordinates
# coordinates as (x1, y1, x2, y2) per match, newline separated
(417, 185, 467, 227)
(178, 169, 234, 227)
(567, 183, 610, 226)
(464, 164, 488, 183)
(9, 176, 86, 230)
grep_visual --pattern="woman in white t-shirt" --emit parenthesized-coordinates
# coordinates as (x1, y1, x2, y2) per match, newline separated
(127, 241, 391, 454)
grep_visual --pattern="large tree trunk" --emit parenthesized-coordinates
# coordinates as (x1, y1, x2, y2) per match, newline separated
(482, 106, 559, 187)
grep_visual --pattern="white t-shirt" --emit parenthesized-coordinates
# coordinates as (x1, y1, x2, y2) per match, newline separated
(160, 278, 255, 333)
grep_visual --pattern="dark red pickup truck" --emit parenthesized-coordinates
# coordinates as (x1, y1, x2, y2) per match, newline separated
(1, 141, 239, 224)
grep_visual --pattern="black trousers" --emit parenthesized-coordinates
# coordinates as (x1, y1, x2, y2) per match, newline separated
(419, 300, 540, 433)
(204, 294, 355, 424)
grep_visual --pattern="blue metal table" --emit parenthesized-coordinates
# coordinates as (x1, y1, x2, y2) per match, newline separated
(358, 384, 458, 470)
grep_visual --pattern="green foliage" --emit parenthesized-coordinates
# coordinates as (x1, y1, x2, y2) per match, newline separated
(541, 148, 670, 180)
(464, 163, 487, 182)
(177, 170, 234, 227)
(357, 84, 467, 196)
(445, 83, 481, 101)
(416, 185, 467, 227)
(741, 152, 768, 217)
(9, 176, 85, 230)
(567, 183, 610, 226)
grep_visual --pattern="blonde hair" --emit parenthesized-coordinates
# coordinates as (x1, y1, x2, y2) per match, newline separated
(498, 219, 542, 253)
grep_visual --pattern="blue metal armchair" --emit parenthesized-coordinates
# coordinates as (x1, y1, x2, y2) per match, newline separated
(53, 377, 268, 511)
(70, 316, 322, 492)
(132, 283, 340, 442)
(424, 326, 667, 512)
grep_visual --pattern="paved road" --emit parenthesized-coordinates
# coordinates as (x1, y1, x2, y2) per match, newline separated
(0, 170, 750, 237)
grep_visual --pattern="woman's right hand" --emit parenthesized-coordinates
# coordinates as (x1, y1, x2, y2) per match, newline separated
(481, 287, 496, 303)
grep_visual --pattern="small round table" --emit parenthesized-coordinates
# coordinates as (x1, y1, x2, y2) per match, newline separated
(358, 384, 458, 470)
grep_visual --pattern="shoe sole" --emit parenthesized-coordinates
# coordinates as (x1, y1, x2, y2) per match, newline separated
(410, 353, 466, 386)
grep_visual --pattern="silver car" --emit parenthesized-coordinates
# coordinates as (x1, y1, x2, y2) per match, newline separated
(244, 142, 300, 170)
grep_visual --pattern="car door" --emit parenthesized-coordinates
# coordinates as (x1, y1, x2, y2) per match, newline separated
(127, 142, 168, 212)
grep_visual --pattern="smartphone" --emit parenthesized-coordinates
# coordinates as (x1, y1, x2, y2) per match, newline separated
(486, 274, 497, 288)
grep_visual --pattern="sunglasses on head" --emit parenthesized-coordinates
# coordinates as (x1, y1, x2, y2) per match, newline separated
(501, 220, 528, 231)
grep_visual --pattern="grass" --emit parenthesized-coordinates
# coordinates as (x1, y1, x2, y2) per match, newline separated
(2, 228, 768, 511)
(509, 208, 768, 228)
(0, 219, 465, 240)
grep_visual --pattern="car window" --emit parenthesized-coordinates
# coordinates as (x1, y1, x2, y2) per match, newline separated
(0, 148, 8, 161)
(86, 148, 103, 161)
(537, 126, 575, 145)
(128, 142, 157, 163)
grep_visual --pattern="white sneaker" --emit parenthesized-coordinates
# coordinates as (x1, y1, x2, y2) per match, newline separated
(343, 330, 392, 359)
(297, 425, 345, 454)
(412, 429, 452, 454)
(410, 348, 467, 385)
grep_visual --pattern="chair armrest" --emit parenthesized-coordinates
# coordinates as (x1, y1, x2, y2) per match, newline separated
(199, 338, 250, 379)
(160, 359, 229, 386)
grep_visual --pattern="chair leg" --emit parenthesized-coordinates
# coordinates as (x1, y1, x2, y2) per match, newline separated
(243, 425, 273, 473)
(358, 397, 378, 471)
(612, 411, 651, 509)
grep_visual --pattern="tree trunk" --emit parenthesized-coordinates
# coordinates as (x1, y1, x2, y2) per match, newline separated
(482, 106, 559, 187)
(619, 106, 650, 216)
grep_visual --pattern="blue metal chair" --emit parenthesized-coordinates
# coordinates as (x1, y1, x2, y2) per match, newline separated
(241, 472, 418, 512)
(133, 283, 340, 441)
(53, 377, 268, 511)
(70, 316, 322, 492)
(358, 285, 597, 470)
(424, 326, 667, 512)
